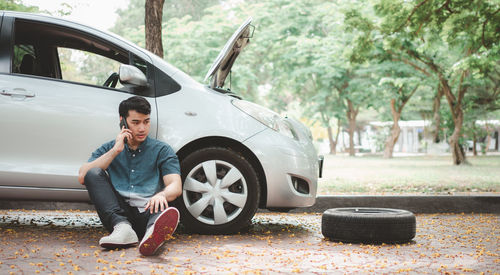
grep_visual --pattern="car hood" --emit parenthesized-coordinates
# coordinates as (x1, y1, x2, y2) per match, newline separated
(204, 17, 253, 89)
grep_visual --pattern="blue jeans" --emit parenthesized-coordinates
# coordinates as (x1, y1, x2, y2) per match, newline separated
(84, 167, 160, 239)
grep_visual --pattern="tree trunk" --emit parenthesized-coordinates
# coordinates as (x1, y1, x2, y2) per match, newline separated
(485, 122, 491, 155)
(327, 120, 341, 155)
(384, 99, 402, 158)
(495, 130, 499, 151)
(327, 126, 337, 155)
(348, 119, 356, 156)
(432, 84, 443, 143)
(472, 133, 477, 156)
(346, 99, 358, 157)
(437, 71, 467, 165)
(485, 135, 491, 155)
(442, 78, 466, 165)
(145, 0, 165, 58)
(449, 113, 466, 165)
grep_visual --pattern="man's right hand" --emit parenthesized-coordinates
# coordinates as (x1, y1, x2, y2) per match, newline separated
(113, 127, 132, 153)
(78, 127, 131, 185)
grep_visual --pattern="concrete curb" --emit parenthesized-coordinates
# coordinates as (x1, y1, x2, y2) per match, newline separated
(0, 201, 95, 211)
(290, 195, 500, 214)
(1, 195, 499, 214)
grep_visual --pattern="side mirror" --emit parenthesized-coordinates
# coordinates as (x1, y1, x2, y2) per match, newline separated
(119, 64, 148, 87)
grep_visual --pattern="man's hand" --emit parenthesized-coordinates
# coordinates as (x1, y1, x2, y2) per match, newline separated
(113, 126, 132, 153)
(78, 127, 131, 185)
(145, 192, 169, 214)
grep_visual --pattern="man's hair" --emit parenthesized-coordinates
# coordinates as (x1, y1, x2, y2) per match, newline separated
(119, 96, 151, 118)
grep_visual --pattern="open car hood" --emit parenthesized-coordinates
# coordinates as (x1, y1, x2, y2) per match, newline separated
(204, 17, 253, 89)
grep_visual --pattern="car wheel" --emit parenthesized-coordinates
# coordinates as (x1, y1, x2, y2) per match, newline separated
(174, 147, 260, 234)
(321, 208, 416, 243)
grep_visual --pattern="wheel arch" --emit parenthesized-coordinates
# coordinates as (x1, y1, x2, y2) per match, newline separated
(176, 136, 267, 208)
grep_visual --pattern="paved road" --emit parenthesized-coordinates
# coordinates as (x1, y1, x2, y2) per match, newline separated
(0, 210, 499, 274)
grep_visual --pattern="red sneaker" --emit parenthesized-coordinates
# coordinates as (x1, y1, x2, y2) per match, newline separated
(139, 207, 179, 256)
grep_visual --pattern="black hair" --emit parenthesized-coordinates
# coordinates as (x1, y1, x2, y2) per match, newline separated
(119, 96, 151, 118)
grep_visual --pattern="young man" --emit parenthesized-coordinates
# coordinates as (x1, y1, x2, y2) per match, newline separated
(78, 96, 182, 256)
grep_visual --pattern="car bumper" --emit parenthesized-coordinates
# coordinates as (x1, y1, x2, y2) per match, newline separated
(243, 128, 318, 208)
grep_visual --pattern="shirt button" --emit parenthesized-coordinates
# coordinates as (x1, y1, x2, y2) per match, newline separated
(131, 169, 135, 173)
(138, 150, 141, 152)
(132, 154, 136, 157)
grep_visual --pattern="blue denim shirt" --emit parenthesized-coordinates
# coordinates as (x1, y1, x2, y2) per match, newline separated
(88, 137, 180, 212)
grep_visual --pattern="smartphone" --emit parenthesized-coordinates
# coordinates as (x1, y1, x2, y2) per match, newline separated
(119, 118, 128, 144)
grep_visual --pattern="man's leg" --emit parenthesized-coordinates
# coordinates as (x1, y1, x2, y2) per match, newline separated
(84, 167, 129, 232)
(138, 207, 180, 256)
(84, 167, 138, 247)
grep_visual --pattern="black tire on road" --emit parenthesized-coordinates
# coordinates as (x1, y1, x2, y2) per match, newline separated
(173, 147, 260, 234)
(321, 208, 416, 243)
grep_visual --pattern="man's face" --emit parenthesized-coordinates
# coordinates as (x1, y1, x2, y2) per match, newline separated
(124, 110, 150, 143)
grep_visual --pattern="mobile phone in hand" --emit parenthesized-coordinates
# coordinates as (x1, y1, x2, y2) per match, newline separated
(119, 118, 128, 144)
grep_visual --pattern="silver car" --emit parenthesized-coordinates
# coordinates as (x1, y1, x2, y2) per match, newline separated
(0, 11, 321, 234)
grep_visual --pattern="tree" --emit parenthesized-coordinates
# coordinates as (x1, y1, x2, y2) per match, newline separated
(270, 0, 378, 156)
(373, 0, 500, 165)
(375, 62, 423, 158)
(462, 59, 500, 155)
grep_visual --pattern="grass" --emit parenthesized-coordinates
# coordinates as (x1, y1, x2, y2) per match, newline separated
(318, 154, 500, 195)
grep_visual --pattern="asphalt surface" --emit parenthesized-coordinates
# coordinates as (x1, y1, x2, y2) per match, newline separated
(0, 210, 498, 274)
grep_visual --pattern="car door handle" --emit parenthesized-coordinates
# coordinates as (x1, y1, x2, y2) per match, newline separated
(0, 88, 35, 98)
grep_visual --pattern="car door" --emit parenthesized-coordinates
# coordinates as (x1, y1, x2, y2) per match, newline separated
(0, 15, 157, 192)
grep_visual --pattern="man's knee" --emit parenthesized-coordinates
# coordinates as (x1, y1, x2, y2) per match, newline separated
(84, 167, 107, 186)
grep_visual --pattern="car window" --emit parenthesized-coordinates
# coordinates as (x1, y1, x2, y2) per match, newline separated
(11, 19, 157, 97)
(132, 55, 148, 76)
(12, 19, 130, 90)
(12, 44, 36, 74)
(58, 47, 124, 89)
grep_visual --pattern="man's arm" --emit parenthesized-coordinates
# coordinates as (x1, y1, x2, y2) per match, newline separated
(78, 127, 132, 185)
(145, 173, 182, 214)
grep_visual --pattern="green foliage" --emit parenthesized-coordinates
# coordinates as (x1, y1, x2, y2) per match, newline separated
(112, 0, 219, 36)
(0, 0, 39, 12)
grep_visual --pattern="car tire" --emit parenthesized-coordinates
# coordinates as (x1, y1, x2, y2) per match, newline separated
(321, 208, 416, 243)
(173, 147, 260, 234)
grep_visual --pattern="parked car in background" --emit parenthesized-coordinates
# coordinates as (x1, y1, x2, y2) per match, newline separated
(0, 11, 321, 234)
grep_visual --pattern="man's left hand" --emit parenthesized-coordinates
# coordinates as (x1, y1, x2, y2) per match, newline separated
(145, 192, 168, 214)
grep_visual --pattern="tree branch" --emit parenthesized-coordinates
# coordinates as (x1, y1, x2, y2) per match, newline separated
(456, 48, 472, 108)
(397, 0, 430, 32)
(399, 85, 419, 113)
(390, 98, 398, 117)
(482, 7, 500, 48)
(436, 0, 452, 14)
(390, 55, 431, 77)
(457, 71, 468, 108)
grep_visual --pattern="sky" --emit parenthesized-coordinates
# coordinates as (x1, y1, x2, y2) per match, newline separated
(22, 0, 130, 30)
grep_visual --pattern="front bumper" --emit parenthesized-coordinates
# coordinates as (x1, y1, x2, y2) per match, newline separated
(243, 128, 318, 208)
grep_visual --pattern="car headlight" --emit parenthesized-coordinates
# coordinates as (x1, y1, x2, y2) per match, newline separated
(232, 99, 297, 140)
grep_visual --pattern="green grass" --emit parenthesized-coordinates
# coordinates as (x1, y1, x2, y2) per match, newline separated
(318, 154, 500, 195)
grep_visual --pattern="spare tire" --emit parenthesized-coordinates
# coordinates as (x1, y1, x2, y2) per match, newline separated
(321, 208, 416, 243)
